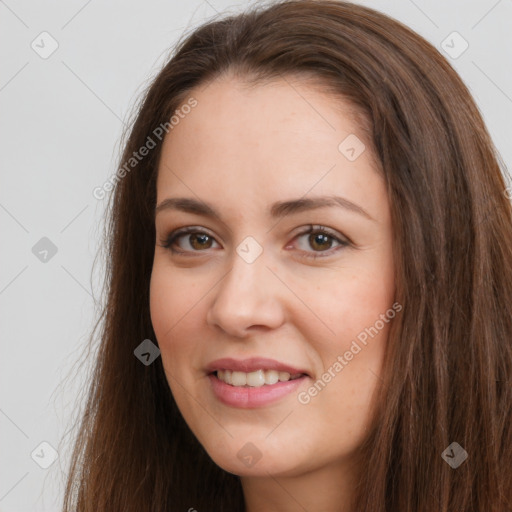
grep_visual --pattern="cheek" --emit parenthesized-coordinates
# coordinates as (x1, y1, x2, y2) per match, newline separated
(295, 262, 394, 422)
(149, 262, 204, 335)
(149, 269, 173, 343)
(339, 248, 395, 335)
(298, 263, 395, 349)
(149, 266, 200, 369)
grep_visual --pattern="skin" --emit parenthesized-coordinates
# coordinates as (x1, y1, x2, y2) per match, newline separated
(150, 72, 395, 512)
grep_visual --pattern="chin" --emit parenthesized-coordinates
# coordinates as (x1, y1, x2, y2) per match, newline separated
(203, 441, 304, 477)
(217, 458, 298, 478)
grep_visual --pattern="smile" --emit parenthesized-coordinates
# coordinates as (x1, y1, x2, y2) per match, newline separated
(215, 369, 305, 387)
(208, 371, 309, 408)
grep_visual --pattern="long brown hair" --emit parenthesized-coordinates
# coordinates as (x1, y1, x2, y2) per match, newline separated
(62, 1, 512, 510)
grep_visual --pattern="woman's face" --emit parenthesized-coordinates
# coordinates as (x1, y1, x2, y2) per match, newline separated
(150, 74, 395, 478)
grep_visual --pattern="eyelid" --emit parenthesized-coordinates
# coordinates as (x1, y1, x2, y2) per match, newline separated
(159, 224, 350, 258)
(288, 224, 350, 259)
(159, 225, 220, 254)
(290, 224, 351, 245)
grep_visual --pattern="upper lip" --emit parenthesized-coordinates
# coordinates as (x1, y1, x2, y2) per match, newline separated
(205, 357, 310, 376)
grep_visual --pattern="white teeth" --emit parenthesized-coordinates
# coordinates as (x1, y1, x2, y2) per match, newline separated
(231, 371, 247, 386)
(278, 371, 291, 382)
(265, 370, 279, 385)
(246, 370, 265, 387)
(215, 369, 303, 387)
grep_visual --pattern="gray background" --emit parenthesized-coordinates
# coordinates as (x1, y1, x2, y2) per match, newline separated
(1, 0, 511, 510)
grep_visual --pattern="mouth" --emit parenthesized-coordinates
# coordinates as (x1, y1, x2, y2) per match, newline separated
(205, 356, 311, 380)
(207, 371, 309, 408)
(210, 369, 307, 387)
(205, 357, 311, 407)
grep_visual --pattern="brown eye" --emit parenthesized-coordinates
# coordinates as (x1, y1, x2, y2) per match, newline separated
(188, 233, 214, 250)
(308, 232, 334, 251)
(293, 225, 350, 259)
(161, 227, 220, 253)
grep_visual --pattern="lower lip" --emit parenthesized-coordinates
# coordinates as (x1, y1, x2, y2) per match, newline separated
(208, 373, 308, 408)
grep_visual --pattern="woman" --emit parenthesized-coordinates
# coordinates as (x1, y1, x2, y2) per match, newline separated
(63, 1, 512, 510)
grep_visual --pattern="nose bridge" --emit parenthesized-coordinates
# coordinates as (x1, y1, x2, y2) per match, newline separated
(206, 236, 284, 335)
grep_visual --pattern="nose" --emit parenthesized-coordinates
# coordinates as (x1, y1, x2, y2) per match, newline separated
(206, 247, 286, 337)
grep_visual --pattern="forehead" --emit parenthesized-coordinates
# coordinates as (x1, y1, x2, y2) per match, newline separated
(156, 74, 384, 217)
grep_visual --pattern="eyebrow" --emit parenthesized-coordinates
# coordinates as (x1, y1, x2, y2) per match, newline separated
(155, 195, 375, 221)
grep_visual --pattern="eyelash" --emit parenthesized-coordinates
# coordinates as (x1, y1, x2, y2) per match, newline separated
(159, 225, 350, 260)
